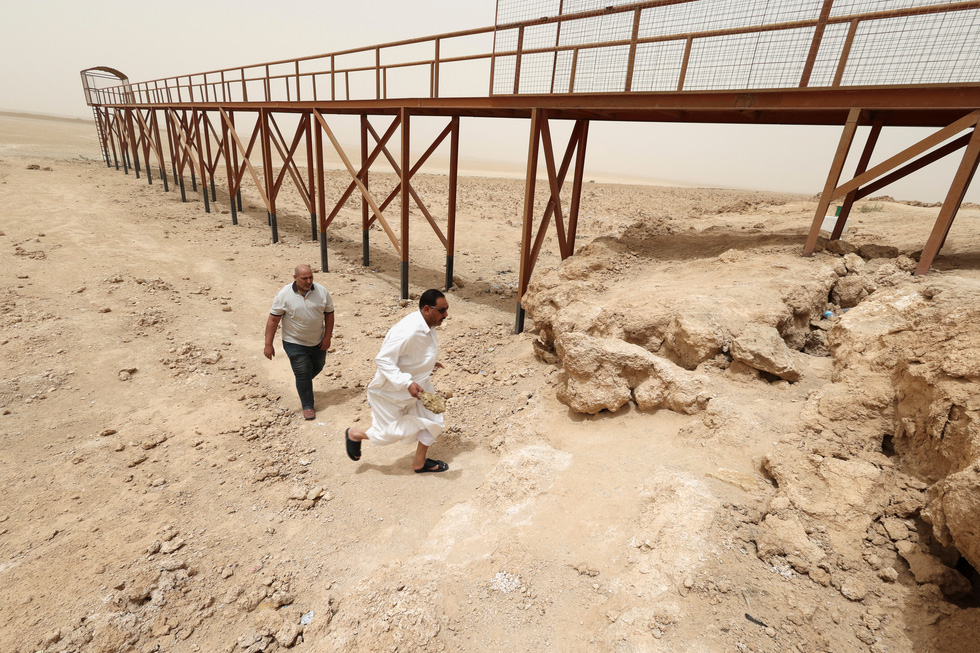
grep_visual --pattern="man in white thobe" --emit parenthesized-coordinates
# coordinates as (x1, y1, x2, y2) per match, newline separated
(345, 289, 451, 473)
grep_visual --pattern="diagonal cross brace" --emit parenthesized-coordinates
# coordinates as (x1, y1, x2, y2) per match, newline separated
(325, 115, 402, 230)
(364, 119, 454, 249)
(219, 108, 272, 213)
(267, 113, 313, 211)
(312, 109, 401, 253)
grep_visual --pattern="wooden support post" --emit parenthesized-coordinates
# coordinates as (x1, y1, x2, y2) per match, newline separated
(137, 111, 153, 185)
(539, 117, 568, 258)
(916, 126, 980, 274)
(834, 120, 883, 240)
(164, 110, 177, 186)
(194, 110, 211, 213)
(221, 111, 238, 225)
(312, 109, 400, 256)
(855, 133, 972, 202)
(151, 110, 169, 192)
(106, 110, 120, 170)
(172, 112, 187, 202)
(260, 109, 278, 242)
(567, 120, 590, 255)
(361, 114, 370, 266)
(117, 110, 130, 174)
(184, 112, 197, 192)
(804, 108, 862, 255)
(126, 109, 141, 179)
(306, 113, 317, 242)
(446, 116, 459, 290)
(400, 108, 410, 299)
(315, 116, 328, 272)
(530, 118, 578, 268)
(516, 109, 542, 334)
(203, 113, 217, 201)
(229, 111, 242, 211)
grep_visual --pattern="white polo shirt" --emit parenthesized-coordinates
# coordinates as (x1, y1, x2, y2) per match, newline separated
(270, 282, 334, 347)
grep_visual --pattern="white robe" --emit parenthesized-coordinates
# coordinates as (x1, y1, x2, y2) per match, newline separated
(365, 310, 444, 447)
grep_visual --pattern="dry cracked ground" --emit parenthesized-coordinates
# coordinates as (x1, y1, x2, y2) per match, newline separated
(1, 113, 980, 652)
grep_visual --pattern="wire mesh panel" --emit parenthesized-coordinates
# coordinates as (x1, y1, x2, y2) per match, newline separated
(829, 0, 960, 17)
(493, 0, 980, 94)
(630, 40, 687, 91)
(574, 45, 632, 93)
(837, 11, 980, 85)
(495, 0, 642, 25)
(684, 27, 816, 90)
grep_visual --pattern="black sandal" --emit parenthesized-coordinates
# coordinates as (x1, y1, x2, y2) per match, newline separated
(415, 458, 448, 473)
(345, 428, 361, 461)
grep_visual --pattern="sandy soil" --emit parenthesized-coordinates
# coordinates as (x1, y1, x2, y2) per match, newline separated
(1, 113, 979, 652)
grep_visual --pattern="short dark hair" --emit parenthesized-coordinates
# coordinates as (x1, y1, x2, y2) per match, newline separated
(419, 288, 445, 310)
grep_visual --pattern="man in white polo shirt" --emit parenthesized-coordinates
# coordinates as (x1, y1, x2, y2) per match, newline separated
(264, 264, 335, 420)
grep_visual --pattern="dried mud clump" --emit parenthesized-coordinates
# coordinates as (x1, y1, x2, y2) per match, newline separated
(419, 391, 446, 414)
(729, 323, 801, 382)
(554, 331, 708, 414)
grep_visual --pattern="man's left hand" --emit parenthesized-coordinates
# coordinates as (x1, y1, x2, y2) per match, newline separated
(319, 337, 331, 351)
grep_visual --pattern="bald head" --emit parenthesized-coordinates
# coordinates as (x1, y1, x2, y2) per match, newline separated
(293, 265, 314, 292)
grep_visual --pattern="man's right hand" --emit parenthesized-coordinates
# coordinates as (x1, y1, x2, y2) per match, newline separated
(264, 344, 275, 360)
(408, 382, 422, 398)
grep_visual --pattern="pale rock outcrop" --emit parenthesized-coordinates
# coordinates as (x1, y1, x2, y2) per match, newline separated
(801, 277, 980, 571)
(554, 332, 709, 414)
(823, 286, 918, 378)
(523, 221, 841, 371)
(664, 313, 727, 370)
(730, 323, 802, 382)
(523, 279, 609, 349)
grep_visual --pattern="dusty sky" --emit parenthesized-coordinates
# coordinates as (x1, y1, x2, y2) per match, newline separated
(1, 0, 975, 202)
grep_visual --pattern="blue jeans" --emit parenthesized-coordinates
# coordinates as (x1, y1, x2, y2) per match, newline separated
(282, 341, 326, 410)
